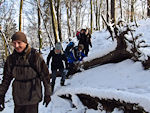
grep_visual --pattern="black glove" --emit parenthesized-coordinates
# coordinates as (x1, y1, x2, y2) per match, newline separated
(90, 44, 92, 48)
(43, 95, 51, 107)
(0, 95, 5, 111)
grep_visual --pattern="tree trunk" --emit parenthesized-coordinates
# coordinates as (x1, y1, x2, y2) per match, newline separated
(56, 0, 62, 42)
(37, 0, 42, 53)
(119, 0, 122, 19)
(19, 0, 23, 31)
(95, 0, 98, 30)
(147, 0, 150, 17)
(83, 50, 132, 70)
(131, 0, 134, 22)
(49, 0, 59, 43)
(65, 0, 71, 38)
(75, 4, 79, 32)
(106, 0, 109, 23)
(0, 30, 12, 60)
(127, 0, 130, 23)
(36, 0, 55, 47)
(90, 0, 93, 33)
(111, 0, 116, 23)
(98, 0, 103, 31)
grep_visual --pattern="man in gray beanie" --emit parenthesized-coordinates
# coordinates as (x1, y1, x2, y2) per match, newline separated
(0, 31, 52, 113)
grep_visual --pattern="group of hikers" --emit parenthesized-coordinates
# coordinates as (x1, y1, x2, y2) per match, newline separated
(0, 28, 92, 113)
(47, 28, 92, 92)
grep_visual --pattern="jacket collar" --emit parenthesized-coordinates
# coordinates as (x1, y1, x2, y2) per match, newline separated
(13, 44, 31, 57)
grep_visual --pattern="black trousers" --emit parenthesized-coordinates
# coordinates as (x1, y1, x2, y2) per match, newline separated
(14, 104, 38, 113)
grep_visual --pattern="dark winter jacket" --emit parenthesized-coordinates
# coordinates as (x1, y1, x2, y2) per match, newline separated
(78, 32, 86, 45)
(84, 33, 92, 49)
(0, 45, 52, 105)
(65, 42, 74, 57)
(47, 49, 68, 70)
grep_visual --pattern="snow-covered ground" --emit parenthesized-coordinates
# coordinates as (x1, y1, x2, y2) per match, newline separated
(1, 19, 150, 113)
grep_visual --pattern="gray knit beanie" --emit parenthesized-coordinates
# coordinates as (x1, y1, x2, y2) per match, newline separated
(55, 42, 62, 50)
(11, 31, 27, 43)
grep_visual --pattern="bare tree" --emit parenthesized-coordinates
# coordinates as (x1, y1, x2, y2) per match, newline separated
(119, 0, 123, 19)
(56, 0, 62, 41)
(106, 0, 109, 23)
(49, 0, 59, 43)
(65, 0, 71, 38)
(75, 0, 82, 32)
(19, 0, 23, 31)
(36, 0, 42, 53)
(147, 0, 150, 17)
(111, 0, 116, 23)
(94, 0, 98, 30)
(130, 0, 134, 22)
(90, 0, 93, 33)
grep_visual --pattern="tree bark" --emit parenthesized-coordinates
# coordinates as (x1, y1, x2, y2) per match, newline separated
(83, 50, 132, 70)
(49, 0, 59, 43)
(147, 0, 150, 17)
(90, 0, 93, 33)
(127, 0, 130, 23)
(37, 0, 42, 53)
(119, 0, 123, 19)
(111, 0, 116, 23)
(56, 0, 62, 42)
(106, 0, 109, 23)
(131, 0, 134, 22)
(19, 0, 23, 31)
(95, 0, 98, 30)
(0, 30, 12, 59)
(65, 0, 71, 38)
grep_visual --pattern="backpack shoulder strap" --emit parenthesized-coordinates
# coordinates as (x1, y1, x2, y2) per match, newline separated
(10, 48, 40, 77)
(28, 48, 41, 77)
(10, 54, 16, 72)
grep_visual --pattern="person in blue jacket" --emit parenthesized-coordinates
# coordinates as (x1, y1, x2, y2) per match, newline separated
(65, 41, 75, 57)
(66, 44, 86, 77)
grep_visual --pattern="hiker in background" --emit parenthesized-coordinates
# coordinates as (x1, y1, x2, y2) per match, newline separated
(78, 29, 86, 45)
(65, 41, 75, 57)
(47, 42, 68, 92)
(84, 28, 92, 56)
(0, 31, 52, 113)
(76, 30, 80, 40)
(66, 44, 86, 77)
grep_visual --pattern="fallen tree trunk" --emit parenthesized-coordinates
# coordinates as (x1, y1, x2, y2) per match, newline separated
(60, 94, 148, 113)
(83, 49, 132, 70)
